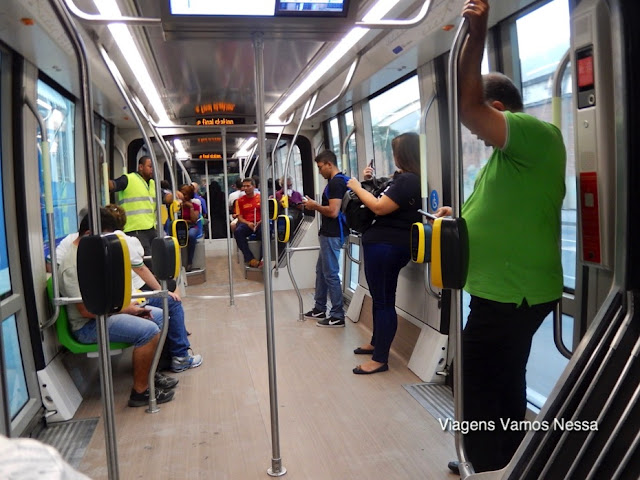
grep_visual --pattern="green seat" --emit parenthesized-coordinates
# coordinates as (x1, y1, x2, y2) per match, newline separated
(46, 277, 131, 355)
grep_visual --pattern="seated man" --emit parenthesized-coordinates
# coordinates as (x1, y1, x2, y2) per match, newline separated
(275, 176, 304, 211)
(233, 178, 263, 268)
(106, 204, 203, 373)
(58, 209, 175, 407)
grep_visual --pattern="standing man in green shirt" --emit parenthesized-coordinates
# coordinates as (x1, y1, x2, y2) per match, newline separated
(438, 0, 566, 473)
(109, 156, 157, 256)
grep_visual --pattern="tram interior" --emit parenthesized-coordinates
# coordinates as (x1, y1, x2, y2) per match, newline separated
(0, 0, 638, 479)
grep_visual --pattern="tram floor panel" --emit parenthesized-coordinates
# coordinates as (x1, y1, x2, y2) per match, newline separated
(71, 248, 456, 480)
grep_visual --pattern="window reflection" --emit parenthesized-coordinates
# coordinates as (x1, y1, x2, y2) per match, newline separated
(2, 315, 29, 419)
(344, 110, 357, 177)
(0, 52, 10, 297)
(369, 76, 420, 178)
(37, 81, 77, 262)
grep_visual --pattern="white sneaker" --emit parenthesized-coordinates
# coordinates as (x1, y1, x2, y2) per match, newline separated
(171, 352, 203, 372)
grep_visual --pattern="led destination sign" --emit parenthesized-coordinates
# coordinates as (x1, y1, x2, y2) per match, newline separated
(195, 117, 245, 126)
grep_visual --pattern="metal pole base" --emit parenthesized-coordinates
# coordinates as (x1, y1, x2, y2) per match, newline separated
(459, 461, 475, 478)
(267, 466, 287, 477)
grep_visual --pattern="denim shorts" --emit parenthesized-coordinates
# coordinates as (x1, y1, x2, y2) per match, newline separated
(73, 306, 163, 347)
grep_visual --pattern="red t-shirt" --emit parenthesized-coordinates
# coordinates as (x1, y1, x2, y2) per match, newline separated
(236, 193, 261, 223)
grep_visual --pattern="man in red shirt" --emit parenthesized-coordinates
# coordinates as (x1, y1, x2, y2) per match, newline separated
(234, 178, 263, 267)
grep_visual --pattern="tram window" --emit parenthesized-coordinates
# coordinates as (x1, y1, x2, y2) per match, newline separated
(462, 48, 491, 202)
(344, 110, 357, 177)
(327, 117, 341, 166)
(274, 142, 303, 196)
(348, 242, 359, 291)
(2, 315, 29, 419)
(369, 75, 420, 179)
(37, 80, 77, 260)
(527, 312, 571, 406)
(0, 82, 10, 297)
(515, 0, 575, 291)
(512, 0, 573, 406)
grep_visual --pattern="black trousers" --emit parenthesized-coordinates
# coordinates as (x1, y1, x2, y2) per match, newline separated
(462, 295, 556, 472)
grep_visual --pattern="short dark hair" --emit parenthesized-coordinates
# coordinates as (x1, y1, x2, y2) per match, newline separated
(314, 150, 337, 166)
(234, 178, 243, 189)
(483, 73, 523, 112)
(138, 155, 151, 166)
(242, 178, 255, 186)
(391, 132, 421, 176)
(78, 207, 119, 234)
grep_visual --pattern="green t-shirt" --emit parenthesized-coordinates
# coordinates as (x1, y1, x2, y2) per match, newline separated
(461, 111, 566, 306)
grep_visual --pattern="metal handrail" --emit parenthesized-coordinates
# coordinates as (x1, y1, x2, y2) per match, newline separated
(418, 93, 441, 301)
(283, 98, 313, 321)
(306, 56, 360, 119)
(97, 43, 171, 415)
(63, 0, 161, 25)
(24, 96, 60, 331)
(552, 49, 571, 129)
(356, 0, 434, 28)
(48, 0, 119, 477)
(447, 15, 474, 479)
(553, 301, 573, 359)
(345, 234, 361, 265)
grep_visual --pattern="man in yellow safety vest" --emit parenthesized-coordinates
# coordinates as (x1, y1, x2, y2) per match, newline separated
(109, 156, 157, 256)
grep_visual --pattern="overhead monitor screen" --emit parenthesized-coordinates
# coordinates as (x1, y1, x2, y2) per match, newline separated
(276, 1, 349, 16)
(169, 0, 348, 17)
(169, 0, 277, 16)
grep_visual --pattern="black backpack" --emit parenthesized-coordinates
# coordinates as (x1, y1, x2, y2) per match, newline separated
(340, 176, 391, 234)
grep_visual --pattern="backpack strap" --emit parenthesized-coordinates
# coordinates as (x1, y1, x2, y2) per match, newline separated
(323, 173, 350, 243)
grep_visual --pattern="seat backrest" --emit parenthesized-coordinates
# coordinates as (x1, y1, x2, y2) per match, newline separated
(46, 277, 130, 354)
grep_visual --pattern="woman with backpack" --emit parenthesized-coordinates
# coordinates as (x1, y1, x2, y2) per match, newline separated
(346, 132, 422, 374)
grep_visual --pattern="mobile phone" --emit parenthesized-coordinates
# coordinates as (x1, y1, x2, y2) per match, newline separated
(368, 159, 375, 169)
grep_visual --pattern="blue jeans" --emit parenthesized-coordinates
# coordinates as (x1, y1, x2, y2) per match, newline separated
(363, 242, 410, 364)
(186, 227, 199, 265)
(73, 305, 163, 347)
(314, 235, 344, 320)
(234, 223, 262, 263)
(146, 297, 190, 358)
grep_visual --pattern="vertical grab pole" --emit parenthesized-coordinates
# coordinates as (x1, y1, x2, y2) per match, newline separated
(222, 128, 235, 306)
(253, 32, 286, 477)
(47, 0, 119, 478)
(448, 17, 474, 478)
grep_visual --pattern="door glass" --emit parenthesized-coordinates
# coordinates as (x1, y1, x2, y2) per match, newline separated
(37, 80, 77, 262)
(515, 0, 571, 402)
(369, 76, 420, 178)
(328, 117, 341, 166)
(344, 110, 357, 177)
(2, 315, 28, 419)
(0, 71, 9, 298)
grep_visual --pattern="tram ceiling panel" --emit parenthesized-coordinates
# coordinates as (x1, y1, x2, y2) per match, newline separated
(128, 0, 329, 127)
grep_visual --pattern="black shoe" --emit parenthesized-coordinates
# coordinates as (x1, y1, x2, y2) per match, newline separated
(353, 363, 388, 374)
(316, 317, 345, 328)
(304, 308, 326, 320)
(154, 372, 178, 390)
(128, 387, 175, 407)
(354, 347, 374, 355)
(447, 461, 460, 475)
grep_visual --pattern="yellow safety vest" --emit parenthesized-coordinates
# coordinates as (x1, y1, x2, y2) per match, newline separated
(117, 173, 156, 232)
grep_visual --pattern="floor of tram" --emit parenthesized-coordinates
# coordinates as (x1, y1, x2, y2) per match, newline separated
(69, 241, 456, 479)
